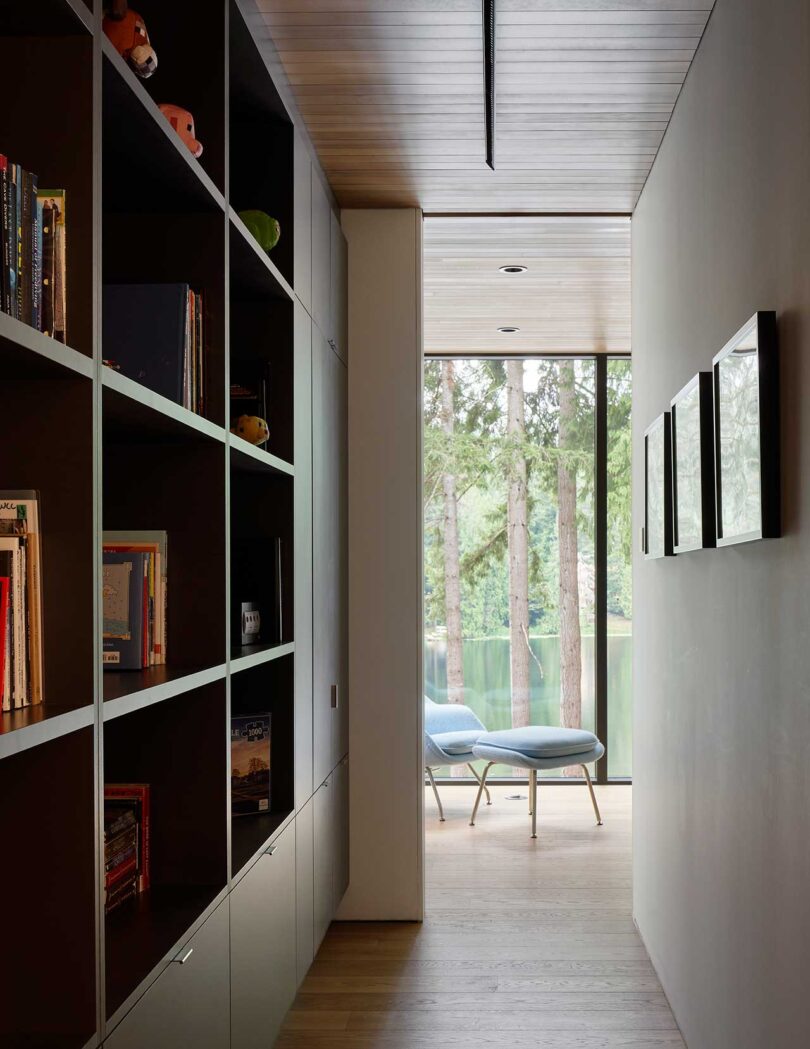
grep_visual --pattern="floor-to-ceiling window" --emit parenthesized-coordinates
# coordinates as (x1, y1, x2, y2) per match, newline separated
(424, 356, 632, 781)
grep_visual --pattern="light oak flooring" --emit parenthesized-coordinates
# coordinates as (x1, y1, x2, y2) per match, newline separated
(278, 784, 685, 1049)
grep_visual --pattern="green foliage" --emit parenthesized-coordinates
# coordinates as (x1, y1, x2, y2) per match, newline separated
(423, 358, 633, 638)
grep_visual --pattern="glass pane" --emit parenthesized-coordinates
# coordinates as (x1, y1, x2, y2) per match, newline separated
(423, 358, 597, 779)
(606, 359, 632, 778)
(717, 341, 761, 539)
(673, 382, 703, 550)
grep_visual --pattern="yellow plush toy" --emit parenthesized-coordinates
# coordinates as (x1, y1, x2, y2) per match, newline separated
(231, 415, 269, 446)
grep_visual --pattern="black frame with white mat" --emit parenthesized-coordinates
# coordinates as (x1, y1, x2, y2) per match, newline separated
(712, 311, 780, 546)
(671, 372, 716, 553)
(643, 411, 674, 559)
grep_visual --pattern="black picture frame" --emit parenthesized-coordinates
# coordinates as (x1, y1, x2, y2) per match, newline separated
(644, 412, 674, 559)
(712, 311, 780, 546)
(671, 372, 716, 553)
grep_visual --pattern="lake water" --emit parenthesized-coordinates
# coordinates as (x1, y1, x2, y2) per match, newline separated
(425, 634, 632, 778)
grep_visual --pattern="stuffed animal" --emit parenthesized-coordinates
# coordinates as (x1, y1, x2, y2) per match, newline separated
(159, 104, 203, 158)
(103, 1, 158, 79)
(231, 415, 269, 446)
(238, 211, 281, 253)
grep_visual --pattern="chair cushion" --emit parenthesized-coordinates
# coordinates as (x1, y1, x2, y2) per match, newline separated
(472, 741, 604, 771)
(430, 729, 482, 755)
(475, 726, 600, 759)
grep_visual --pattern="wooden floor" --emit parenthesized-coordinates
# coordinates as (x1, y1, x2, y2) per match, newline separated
(278, 784, 685, 1049)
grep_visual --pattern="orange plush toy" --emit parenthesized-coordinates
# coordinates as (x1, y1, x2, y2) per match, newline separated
(158, 105, 204, 158)
(103, 1, 158, 79)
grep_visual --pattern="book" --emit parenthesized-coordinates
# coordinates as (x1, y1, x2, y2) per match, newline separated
(0, 154, 8, 315)
(231, 714, 272, 816)
(102, 284, 205, 412)
(39, 189, 67, 342)
(103, 531, 168, 666)
(0, 491, 43, 706)
(105, 784, 150, 892)
(39, 195, 55, 337)
(102, 550, 147, 670)
(19, 169, 35, 326)
(0, 575, 9, 713)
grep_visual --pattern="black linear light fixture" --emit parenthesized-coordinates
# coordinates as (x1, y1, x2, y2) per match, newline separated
(483, 0, 496, 169)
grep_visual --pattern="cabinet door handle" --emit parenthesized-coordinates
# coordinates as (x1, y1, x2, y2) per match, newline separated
(173, 947, 194, 965)
(331, 684, 339, 709)
(265, 844, 278, 856)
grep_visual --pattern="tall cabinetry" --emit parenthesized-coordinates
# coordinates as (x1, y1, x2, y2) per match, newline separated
(0, 1, 348, 1047)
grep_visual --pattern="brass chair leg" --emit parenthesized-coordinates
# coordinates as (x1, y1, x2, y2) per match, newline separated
(426, 767, 445, 822)
(469, 762, 494, 826)
(467, 762, 492, 805)
(581, 764, 603, 826)
(530, 769, 538, 839)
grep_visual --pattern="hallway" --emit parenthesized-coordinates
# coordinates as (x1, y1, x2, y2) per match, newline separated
(279, 785, 684, 1048)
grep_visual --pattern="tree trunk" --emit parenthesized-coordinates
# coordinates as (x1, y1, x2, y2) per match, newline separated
(440, 360, 465, 707)
(506, 360, 531, 729)
(557, 361, 582, 775)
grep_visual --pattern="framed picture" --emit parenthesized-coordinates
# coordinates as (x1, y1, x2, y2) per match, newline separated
(644, 412, 673, 559)
(712, 311, 780, 546)
(671, 372, 716, 553)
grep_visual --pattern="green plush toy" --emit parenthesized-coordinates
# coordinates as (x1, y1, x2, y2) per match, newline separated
(238, 210, 281, 253)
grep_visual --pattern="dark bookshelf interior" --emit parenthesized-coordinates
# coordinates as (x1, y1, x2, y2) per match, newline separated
(228, 0, 294, 287)
(132, 0, 227, 194)
(230, 295, 294, 465)
(104, 683, 228, 1018)
(0, 378, 94, 733)
(230, 468, 294, 661)
(0, 729, 96, 1049)
(102, 436, 227, 699)
(1, 0, 310, 1041)
(0, 30, 93, 357)
(231, 654, 294, 877)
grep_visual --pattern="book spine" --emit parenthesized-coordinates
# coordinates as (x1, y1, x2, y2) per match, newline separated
(20, 170, 34, 326)
(32, 194, 42, 331)
(39, 200, 55, 337)
(105, 786, 150, 892)
(0, 155, 8, 315)
(0, 576, 9, 712)
(9, 165, 18, 319)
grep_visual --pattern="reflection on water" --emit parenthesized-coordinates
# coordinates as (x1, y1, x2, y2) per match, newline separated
(425, 635, 632, 778)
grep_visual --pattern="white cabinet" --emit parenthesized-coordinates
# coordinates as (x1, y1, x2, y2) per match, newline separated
(311, 168, 332, 336)
(230, 823, 297, 1049)
(330, 211, 348, 362)
(104, 901, 230, 1049)
(293, 130, 312, 312)
(295, 799, 315, 985)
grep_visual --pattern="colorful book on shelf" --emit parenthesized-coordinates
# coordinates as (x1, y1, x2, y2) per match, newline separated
(102, 283, 205, 413)
(0, 155, 8, 316)
(102, 550, 148, 670)
(103, 531, 168, 666)
(0, 153, 65, 339)
(105, 783, 151, 895)
(0, 491, 43, 709)
(231, 714, 272, 817)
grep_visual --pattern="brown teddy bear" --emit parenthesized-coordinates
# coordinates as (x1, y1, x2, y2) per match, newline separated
(103, 1, 158, 79)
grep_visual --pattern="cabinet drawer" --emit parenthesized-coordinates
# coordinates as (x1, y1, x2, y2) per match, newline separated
(231, 822, 297, 1049)
(105, 900, 230, 1049)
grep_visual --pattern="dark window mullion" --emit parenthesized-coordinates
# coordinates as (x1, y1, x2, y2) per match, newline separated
(595, 355, 608, 783)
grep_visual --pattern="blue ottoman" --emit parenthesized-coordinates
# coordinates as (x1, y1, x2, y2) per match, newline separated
(471, 727, 605, 838)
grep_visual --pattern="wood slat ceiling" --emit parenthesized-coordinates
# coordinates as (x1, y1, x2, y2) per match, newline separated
(423, 215, 630, 354)
(254, 0, 713, 212)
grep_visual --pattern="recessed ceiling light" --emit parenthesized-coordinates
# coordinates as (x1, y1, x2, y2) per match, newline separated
(497, 326, 520, 334)
(499, 265, 527, 274)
